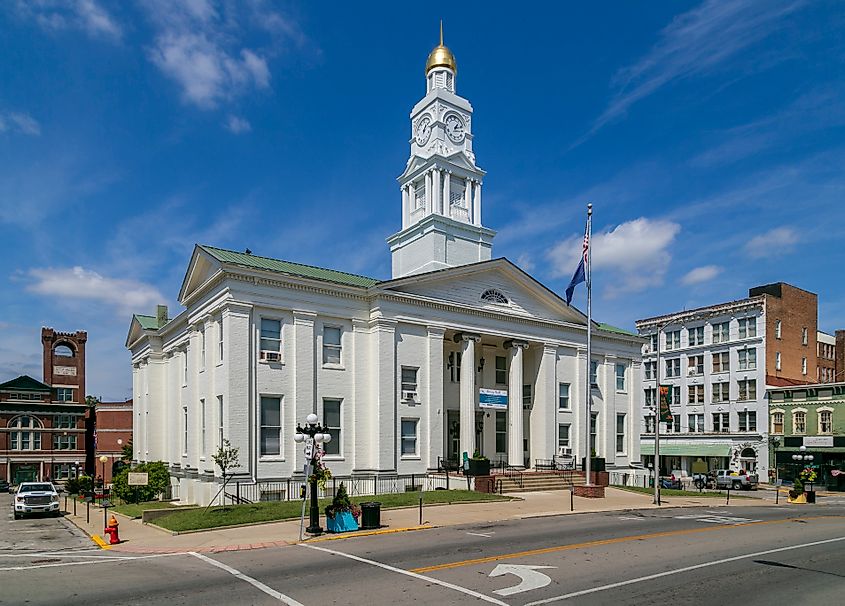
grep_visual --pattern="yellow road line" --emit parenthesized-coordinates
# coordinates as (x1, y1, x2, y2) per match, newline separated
(409, 515, 843, 573)
(310, 525, 434, 542)
(91, 534, 112, 550)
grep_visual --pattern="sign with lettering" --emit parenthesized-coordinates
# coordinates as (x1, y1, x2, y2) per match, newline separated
(128, 472, 149, 486)
(803, 436, 833, 448)
(479, 388, 508, 409)
(54, 366, 77, 376)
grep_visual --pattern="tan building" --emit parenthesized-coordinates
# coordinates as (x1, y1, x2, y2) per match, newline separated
(818, 332, 836, 383)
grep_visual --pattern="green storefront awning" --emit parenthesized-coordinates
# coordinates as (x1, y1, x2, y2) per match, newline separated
(640, 443, 731, 457)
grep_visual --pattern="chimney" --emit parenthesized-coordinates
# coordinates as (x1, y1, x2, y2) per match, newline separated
(156, 305, 168, 328)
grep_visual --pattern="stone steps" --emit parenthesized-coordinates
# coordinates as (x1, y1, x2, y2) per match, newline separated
(493, 472, 587, 493)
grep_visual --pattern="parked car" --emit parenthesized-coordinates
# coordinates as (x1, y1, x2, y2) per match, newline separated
(0, 479, 9, 493)
(714, 469, 758, 491)
(11, 482, 61, 519)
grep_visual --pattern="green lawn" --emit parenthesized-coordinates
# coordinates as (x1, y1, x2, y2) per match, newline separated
(154, 490, 511, 532)
(615, 485, 755, 499)
(111, 501, 182, 519)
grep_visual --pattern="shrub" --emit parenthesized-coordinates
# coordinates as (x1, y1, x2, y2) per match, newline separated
(112, 461, 171, 503)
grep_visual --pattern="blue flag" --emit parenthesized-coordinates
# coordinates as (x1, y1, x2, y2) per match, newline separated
(565, 257, 585, 305)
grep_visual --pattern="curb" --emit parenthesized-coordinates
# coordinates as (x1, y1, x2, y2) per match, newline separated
(91, 534, 112, 550)
(308, 524, 435, 542)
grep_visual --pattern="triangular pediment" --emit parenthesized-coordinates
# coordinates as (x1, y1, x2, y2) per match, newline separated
(177, 245, 224, 305)
(398, 151, 483, 181)
(378, 258, 588, 325)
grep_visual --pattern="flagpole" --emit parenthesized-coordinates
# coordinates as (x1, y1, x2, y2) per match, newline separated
(584, 203, 593, 487)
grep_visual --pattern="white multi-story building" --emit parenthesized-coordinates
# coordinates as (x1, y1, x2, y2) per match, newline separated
(126, 35, 642, 505)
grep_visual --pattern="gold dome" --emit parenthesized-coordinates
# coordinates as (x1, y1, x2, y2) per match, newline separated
(425, 21, 457, 75)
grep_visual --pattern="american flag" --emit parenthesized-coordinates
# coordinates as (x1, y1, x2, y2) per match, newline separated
(581, 230, 590, 265)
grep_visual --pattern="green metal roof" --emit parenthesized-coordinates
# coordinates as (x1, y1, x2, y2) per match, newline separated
(596, 322, 638, 337)
(0, 375, 52, 392)
(200, 245, 380, 288)
(640, 442, 731, 457)
(134, 314, 161, 330)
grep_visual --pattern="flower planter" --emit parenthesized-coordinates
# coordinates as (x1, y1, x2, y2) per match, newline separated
(787, 490, 807, 504)
(326, 511, 359, 533)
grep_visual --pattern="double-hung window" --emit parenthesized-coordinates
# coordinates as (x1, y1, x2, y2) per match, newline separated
(53, 434, 77, 450)
(738, 348, 756, 370)
(590, 360, 599, 387)
(260, 319, 282, 358)
(819, 410, 833, 434)
(771, 411, 784, 434)
(56, 388, 74, 402)
(616, 414, 626, 453)
(688, 326, 704, 346)
(649, 334, 658, 352)
(738, 411, 757, 432)
(615, 363, 626, 391)
(54, 414, 75, 429)
(644, 416, 655, 434)
(712, 322, 730, 344)
(401, 419, 418, 456)
(644, 388, 657, 409)
(496, 412, 507, 452)
(182, 406, 188, 456)
(558, 383, 570, 410)
(217, 395, 224, 448)
(200, 398, 206, 458)
(712, 413, 730, 433)
(558, 423, 571, 448)
(793, 410, 806, 434)
(323, 399, 341, 455)
(260, 396, 282, 456)
(665, 330, 681, 351)
(200, 327, 206, 370)
(738, 318, 756, 338)
(644, 361, 656, 380)
(218, 319, 224, 363)
(495, 356, 507, 384)
(738, 379, 756, 401)
(665, 358, 680, 378)
(712, 382, 729, 403)
(688, 414, 704, 433)
(322, 326, 342, 365)
(688, 355, 704, 376)
(401, 367, 419, 399)
(688, 384, 704, 404)
(712, 352, 729, 373)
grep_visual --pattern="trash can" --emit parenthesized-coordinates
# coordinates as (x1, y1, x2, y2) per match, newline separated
(360, 501, 381, 530)
(805, 490, 816, 504)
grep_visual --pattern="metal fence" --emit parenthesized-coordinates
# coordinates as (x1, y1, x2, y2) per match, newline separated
(609, 469, 651, 488)
(226, 473, 460, 504)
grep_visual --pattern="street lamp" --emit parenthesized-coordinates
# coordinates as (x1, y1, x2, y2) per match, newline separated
(99, 455, 108, 502)
(294, 413, 332, 535)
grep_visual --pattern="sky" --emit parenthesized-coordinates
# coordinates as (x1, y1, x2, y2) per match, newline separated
(1, 1, 844, 401)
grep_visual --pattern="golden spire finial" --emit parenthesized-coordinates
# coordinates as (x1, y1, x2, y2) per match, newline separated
(426, 20, 457, 74)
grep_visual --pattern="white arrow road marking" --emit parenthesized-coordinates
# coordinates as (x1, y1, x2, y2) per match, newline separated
(490, 564, 556, 596)
(675, 515, 759, 525)
(466, 532, 495, 537)
(618, 516, 642, 520)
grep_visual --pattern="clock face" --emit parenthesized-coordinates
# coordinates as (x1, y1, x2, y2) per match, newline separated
(445, 114, 465, 142)
(415, 115, 432, 146)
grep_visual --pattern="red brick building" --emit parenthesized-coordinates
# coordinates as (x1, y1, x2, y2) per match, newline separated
(0, 329, 89, 484)
(94, 398, 133, 483)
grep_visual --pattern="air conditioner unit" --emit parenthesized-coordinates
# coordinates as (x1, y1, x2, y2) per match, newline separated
(687, 366, 697, 375)
(263, 351, 281, 362)
(557, 446, 572, 457)
(402, 390, 417, 401)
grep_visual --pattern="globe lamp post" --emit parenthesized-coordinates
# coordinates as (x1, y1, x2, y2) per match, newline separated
(294, 413, 332, 535)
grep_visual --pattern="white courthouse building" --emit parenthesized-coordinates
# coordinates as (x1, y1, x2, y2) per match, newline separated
(126, 36, 642, 505)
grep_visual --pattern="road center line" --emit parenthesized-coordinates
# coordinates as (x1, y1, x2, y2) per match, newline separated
(189, 551, 305, 605)
(301, 543, 508, 606)
(523, 535, 845, 605)
(410, 514, 843, 573)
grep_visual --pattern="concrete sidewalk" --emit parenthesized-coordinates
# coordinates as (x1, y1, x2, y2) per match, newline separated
(62, 487, 773, 554)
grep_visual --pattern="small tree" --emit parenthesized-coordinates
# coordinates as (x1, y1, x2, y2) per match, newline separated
(121, 440, 133, 462)
(207, 439, 240, 510)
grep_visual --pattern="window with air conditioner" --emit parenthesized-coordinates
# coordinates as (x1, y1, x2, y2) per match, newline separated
(712, 412, 730, 433)
(401, 367, 418, 400)
(260, 318, 282, 360)
(558, 424, 571, 448)
(687, 355, 704, 375)
(322, 326, 342, 365)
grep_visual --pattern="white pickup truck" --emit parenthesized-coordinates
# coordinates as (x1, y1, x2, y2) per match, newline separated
(12, 482, 61, 519)
(714, 469, 758, 491)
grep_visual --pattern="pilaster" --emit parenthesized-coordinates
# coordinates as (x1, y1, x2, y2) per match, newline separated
(426, 326, 446, 469)
(457, 332, 480, 458)
(506, 340, 529, 467)
(374, 318, 398, 472)
(531, 344, 558, 464)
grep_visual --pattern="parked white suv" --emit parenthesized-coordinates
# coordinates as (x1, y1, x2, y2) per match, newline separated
(12, 482, 61, 519)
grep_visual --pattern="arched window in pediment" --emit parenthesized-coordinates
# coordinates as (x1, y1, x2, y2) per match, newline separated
(480, 289, 509, 305)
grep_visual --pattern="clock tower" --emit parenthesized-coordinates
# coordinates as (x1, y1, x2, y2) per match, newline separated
(387, 25, 495, 278)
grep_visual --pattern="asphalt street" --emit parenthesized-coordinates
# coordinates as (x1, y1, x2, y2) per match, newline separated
(1, 493, 843, 606)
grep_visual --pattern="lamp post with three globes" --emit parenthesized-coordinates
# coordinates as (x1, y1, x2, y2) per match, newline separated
(293, 413, 332, 535)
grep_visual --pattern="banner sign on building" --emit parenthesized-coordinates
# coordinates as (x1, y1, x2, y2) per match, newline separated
(658, 385, 673, 422)
(479, 388, 508, 409)
(804, 436, 834, 448)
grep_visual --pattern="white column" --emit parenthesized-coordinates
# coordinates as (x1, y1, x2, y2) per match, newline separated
(427, 326, 446, 469)
(530, 344, 558, 466)
(459, 334, 479, 459)
(464, 179, 472, 212)
(432, 169, 441, 215)
(401, 185, 409, 229)
(507, 341, 528, 467)
(409, 182, 416, 215)
(425, 171, 432, 214)
(442, 171, 450, 215)
(473, 181, 482, 225)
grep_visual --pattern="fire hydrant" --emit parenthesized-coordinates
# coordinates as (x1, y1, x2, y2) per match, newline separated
(104, 515, 120, 545)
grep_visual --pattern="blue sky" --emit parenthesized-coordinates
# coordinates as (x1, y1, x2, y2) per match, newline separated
(1, 1, 843, 400)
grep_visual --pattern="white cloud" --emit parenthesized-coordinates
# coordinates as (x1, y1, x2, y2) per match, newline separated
(0, 111, 41, 136)
(143, 1, 285, 110)
(226, 115, 252, 134)
(745, 227, 798, 258)
(546, 218, 681, 295)
(13, 0, 121, 40)
(515, 253, 535, 274)
(681, 265, 722, 285)
(26, 266, 165, 316)
(581, 0, 804, 141)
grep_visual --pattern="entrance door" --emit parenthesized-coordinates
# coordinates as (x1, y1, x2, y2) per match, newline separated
(523, 409, 531, 468)
(14, 465, 37, 484)
(446, 411, 460, 464)
(475, 411, 485, 457)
